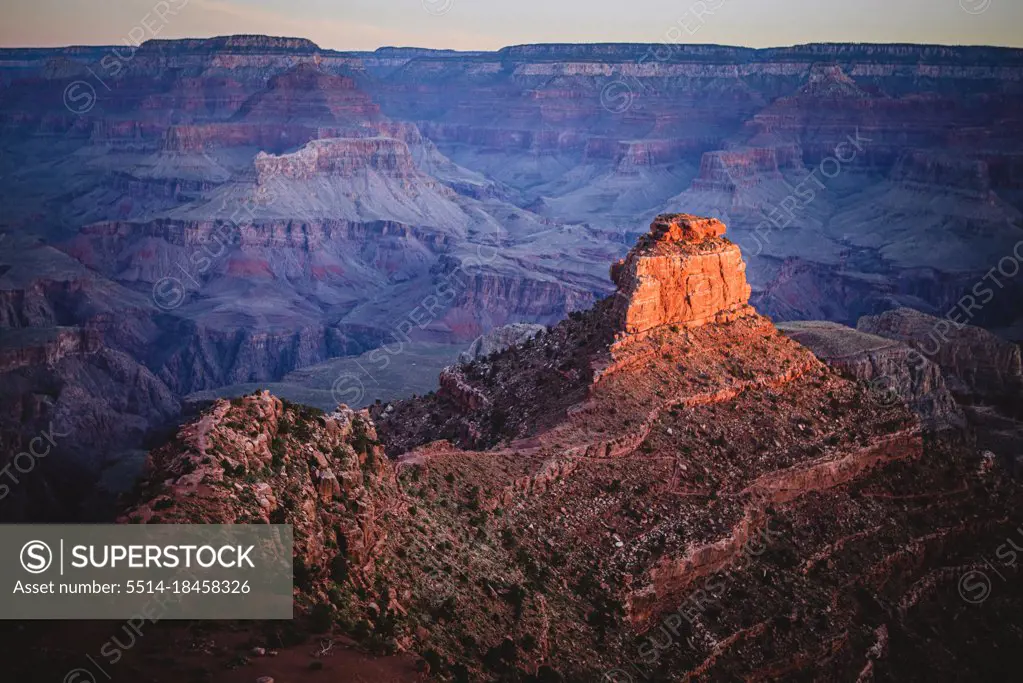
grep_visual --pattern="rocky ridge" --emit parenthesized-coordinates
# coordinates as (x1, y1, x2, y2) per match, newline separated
(458, 323, 546, 364)
(858, 307, 1023, 402)
(115, 213, 1023, 681)
(777, 320, 965, 431)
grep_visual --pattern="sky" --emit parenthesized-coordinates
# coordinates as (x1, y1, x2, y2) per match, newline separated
(2, 0, 1021, 51)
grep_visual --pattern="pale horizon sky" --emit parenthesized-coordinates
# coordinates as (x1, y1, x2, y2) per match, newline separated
(2, 0, 1021, 51)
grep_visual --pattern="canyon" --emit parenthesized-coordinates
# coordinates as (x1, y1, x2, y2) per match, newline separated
(0, 34, 1018, 617)
(36, 213, 1017, 682)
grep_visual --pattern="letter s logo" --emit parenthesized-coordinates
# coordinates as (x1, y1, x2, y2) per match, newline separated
(20, 540, 53, 574)
(63, 81, 97, 114)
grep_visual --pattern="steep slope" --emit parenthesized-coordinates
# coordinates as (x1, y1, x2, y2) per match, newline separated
(857, 307, 1023, 465)
(777, 320, 965, 431)
(0, 236, 180, 521)
(858, 307, 1023, 403)
(118, 213, 1023, 681)
(0, 332, 180, 522)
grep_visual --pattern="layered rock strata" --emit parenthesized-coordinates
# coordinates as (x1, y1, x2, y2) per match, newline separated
(610, 214, 754, 336)
(778, 320, 965, 430)
(115, 214, 1023, 682)
(254, 137, 419, 182)
(0, 326, 102, 373)
(858, 307, 1023, 401)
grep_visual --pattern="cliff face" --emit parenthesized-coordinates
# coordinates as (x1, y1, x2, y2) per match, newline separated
(690, 145, 803, 192)
(892, 150, 994, 196)
(141, 35, 322, 52)
(0, 338, 180, 522)
(162, 122, 321, 152)
(778, 320, 965, 431)
(853, 308, 1023, 482)
(610, 214, 754, 335)
(0, 326, 101, 372)
(234, 62, 380, 124)
(858, 307, 1023, 401)
(254, 137, 419, 181)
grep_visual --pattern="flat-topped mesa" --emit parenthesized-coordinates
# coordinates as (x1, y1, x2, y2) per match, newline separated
(611, 214, 754, 336)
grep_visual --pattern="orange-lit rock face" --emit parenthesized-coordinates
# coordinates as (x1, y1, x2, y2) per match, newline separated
(610, 213, 753, 335)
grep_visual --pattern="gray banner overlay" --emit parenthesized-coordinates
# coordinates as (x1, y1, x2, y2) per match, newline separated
(1, 525, 293, 619)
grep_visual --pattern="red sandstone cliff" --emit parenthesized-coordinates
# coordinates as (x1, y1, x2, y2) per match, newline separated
(610, 214, 754, 335)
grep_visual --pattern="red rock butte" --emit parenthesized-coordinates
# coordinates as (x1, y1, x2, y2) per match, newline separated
(610, 213, 754, 335)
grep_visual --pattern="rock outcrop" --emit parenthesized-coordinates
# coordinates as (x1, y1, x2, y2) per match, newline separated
(798, 63, 871, 98)
(858, 307, 1023, 402)
(457, 322, 546, 363)
(610, 214, 754, 335)
(778, 320, 965, 430)
(121, 394, 397, 602)
(254, 137, 419, 182)
(690, 146, 803, 192)
(438, 366, 490, 412)
(0, 326, 102, 373)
